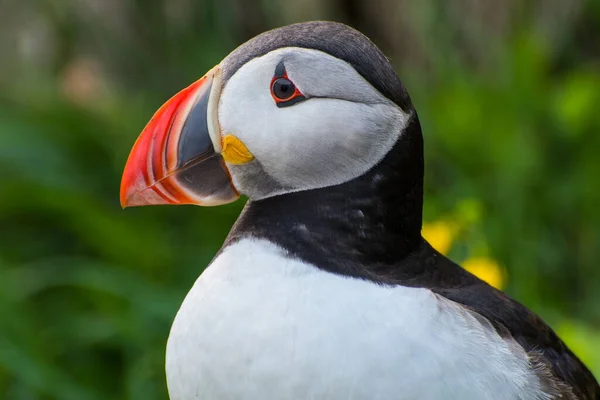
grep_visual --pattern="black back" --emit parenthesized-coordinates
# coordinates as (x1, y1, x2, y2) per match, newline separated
(225, 119, 598, 399)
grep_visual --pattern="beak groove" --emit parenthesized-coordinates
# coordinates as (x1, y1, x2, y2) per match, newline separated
(120, 66, 239, 208)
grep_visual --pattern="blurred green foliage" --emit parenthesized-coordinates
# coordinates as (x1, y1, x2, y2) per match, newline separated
(1, 0, 599, 399)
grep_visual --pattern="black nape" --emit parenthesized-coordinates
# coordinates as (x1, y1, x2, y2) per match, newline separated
(225, 113, 424, 281)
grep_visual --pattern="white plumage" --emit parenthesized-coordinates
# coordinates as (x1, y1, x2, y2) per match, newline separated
(166, 238, 549, 400)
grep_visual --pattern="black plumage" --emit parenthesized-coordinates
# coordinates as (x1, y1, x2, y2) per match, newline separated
(222, 21, 413, 111)
(222, 21, 599, 400)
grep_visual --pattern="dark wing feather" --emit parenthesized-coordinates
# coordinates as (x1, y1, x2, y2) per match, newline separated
(407, 242, 600, 400)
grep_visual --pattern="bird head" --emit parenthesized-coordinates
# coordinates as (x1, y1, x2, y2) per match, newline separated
(120, 21, 417, 207)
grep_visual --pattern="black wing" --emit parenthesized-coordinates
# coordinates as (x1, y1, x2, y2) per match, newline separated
(407, 242, 600, 400)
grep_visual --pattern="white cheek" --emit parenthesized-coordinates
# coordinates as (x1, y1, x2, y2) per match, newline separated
(219, 67, 275, 136)
(258, 99, 404, 188)
(218, 48, 411, 196)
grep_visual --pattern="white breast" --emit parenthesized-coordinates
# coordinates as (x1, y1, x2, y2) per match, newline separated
(166, 238, 549, 400)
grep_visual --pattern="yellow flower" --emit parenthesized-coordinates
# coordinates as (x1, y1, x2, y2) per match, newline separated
(422, 220, 455, 255)
(462, 257, 506, 290)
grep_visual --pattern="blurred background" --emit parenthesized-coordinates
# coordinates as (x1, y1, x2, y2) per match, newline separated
(1, 0, 599, 398)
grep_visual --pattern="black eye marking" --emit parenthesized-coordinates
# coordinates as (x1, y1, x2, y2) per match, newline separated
(274, 61, 286, 78)
(270, 62, 306, 108)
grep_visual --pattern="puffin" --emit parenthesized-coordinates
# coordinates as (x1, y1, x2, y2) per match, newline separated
(120, 21, 599, 400)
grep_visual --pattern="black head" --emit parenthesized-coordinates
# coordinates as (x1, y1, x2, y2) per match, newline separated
(122, 21, 424, 270)
(219, 22, 424, 273)
(222, 21, 413, 111)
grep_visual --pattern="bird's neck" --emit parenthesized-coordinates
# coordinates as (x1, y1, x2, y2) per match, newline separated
(225, 115, 424, 280)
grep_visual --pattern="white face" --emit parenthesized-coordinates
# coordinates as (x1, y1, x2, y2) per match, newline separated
(217, 47, 411, 200)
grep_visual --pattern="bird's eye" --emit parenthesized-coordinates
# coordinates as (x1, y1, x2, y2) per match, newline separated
(272, 78, 295, 100)
(270, 62, 306, 108)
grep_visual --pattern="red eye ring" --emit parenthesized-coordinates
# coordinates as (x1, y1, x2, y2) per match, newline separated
(270, 65, 305, 107)
(271, 77, 296, 100)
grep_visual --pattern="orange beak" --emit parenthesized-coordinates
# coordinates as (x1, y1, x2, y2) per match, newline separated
(120, 66, 239, 208)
